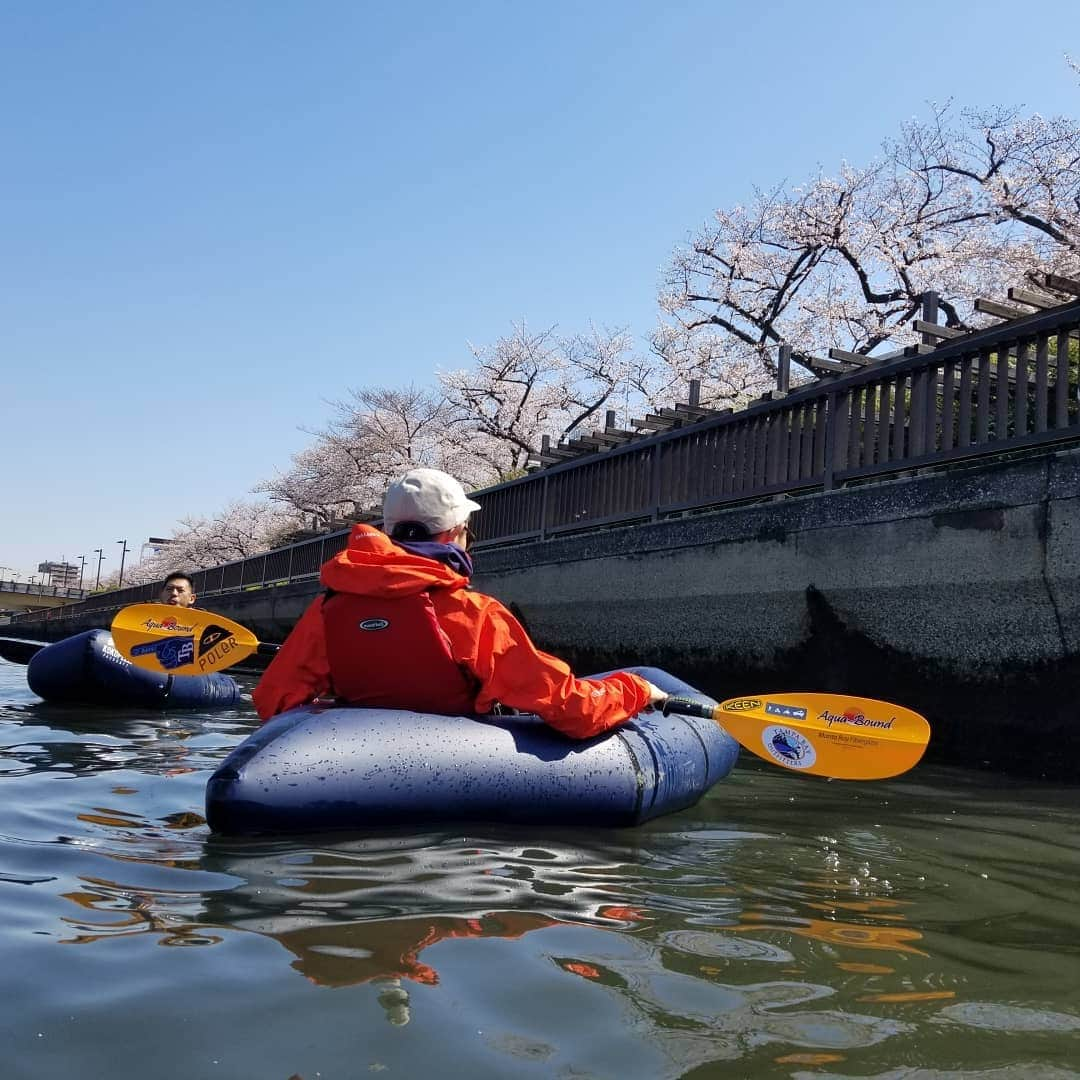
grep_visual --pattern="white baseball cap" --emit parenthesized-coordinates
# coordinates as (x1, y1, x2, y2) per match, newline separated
(383, 468, 483, 534)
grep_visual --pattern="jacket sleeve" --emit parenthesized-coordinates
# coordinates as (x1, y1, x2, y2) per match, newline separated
(251, 597, 331, 722)
(456, 597, 652, 740)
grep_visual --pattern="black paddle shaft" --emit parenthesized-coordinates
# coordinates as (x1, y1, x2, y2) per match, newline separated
(662, 695, 717, 721)
(0, 639, 47, 665)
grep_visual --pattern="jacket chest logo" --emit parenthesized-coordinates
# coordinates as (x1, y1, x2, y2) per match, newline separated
(358, 618, 390, 631)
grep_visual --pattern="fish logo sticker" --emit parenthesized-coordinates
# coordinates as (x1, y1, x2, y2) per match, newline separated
(761, 724, 816, 769)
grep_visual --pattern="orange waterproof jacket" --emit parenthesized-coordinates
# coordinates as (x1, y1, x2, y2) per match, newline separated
(251, 524, 652, 739)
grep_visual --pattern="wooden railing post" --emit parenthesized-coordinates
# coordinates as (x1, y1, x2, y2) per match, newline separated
(777, 345, 791, 394)
(822, 392, 838, 490)
(921, 291, 939, 345)
(650, 445, 662, 520)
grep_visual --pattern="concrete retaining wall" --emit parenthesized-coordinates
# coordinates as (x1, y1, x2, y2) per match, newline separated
(470, 448, 1080, 780)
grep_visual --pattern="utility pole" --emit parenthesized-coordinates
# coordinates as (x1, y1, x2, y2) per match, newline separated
(117, 539, 130, 587)
(77, 554, 87, 590)
(94, 548, 105, 589)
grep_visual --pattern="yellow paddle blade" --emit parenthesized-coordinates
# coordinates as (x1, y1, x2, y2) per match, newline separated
(714, 693, 930, 780)
(111, 604, 260, 676)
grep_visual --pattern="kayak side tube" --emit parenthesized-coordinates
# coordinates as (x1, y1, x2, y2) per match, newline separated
(205, 666, 739, 834)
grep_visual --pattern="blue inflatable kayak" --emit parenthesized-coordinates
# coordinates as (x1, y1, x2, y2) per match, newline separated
(27, 629, 242, 710)
(205, 667, 739, 834)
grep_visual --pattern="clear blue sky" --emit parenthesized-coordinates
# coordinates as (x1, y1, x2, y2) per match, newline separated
(2, 1, 1076, 581)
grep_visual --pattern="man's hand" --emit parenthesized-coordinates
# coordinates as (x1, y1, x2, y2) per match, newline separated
(644, 681, 668, 710)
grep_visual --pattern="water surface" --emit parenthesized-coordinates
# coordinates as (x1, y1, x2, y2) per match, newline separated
(1, 658, 1077, 1078)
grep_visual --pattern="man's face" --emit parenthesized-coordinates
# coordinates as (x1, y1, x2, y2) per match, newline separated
(160, 578, 195, 607)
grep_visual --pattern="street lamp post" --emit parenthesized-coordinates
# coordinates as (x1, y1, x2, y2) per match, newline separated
(77, 555, 87, 590)
(94, 549, 105, 589)
(117, 540, 130, 588)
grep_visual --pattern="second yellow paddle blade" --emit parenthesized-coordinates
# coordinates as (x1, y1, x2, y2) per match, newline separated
(111, 603, 259, 676)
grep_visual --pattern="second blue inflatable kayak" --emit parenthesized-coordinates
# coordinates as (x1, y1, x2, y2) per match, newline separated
(27, 629, 243, 710)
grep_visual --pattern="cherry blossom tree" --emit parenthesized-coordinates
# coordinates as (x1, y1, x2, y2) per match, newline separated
(257, 384, 494, 525)
(662, 92, 1080, 385)
(902, 102, 1079, 283)
(103, 500, 298, 588)
(649, 321, 776, 409)
(438, 322, 653, 472)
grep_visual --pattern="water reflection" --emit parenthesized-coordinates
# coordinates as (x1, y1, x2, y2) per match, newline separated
(37, 774, 947, 989)
(60, 876, 223, 947)
(190, 830, 937, 1064)
(0, 699, 254, 778)
(196, 833, 659, 987)
(4, 672, 1080, 1075)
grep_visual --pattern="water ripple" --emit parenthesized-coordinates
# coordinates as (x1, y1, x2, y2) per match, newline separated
(2, 666, 1079, 1078)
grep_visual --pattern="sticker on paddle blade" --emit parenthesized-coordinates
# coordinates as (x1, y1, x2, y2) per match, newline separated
(723, 698, 762, 712)
(130, 636, 195, 671)
(817, 705, 896, 731)
(762, 724, 816, 769)
(140, 613, 196, 634)
(764, 701, 807, 720)
(198, 624, 234, 656)
(195, 624, 244, 671)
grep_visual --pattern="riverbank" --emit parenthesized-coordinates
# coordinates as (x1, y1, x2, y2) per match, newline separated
(10, 446, 1080, 779)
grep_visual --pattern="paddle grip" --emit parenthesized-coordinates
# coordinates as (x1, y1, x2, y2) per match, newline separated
(662, 695, 717, 721)
(256, 643, 281, 656)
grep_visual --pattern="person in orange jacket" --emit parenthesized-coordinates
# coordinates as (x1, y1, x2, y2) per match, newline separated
(252, 468, 667, 738)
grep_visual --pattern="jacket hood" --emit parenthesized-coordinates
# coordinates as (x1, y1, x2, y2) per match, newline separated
(320, 524, 469, 598)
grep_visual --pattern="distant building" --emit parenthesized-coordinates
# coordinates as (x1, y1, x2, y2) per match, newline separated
(37, 561, 78, 587)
